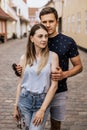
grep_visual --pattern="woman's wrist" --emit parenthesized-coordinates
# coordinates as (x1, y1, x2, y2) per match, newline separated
(39, 107, 46, 112)
(14, 104, 18, 109)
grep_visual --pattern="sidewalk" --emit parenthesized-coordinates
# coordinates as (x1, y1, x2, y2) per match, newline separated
(0, 38, 87, 130)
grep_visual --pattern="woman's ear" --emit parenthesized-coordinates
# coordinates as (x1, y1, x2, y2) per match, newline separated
(30, 36, 33, 42)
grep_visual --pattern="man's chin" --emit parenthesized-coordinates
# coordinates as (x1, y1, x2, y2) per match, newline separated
(48, 33, 53, 38)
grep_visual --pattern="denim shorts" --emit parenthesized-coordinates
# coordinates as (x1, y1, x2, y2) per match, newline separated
(50, 92, 67, 121)
(18, 88, 50, 130)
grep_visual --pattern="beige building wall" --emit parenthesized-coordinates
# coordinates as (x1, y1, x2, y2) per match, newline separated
(62, 0, 87, 49)
(54, 0, 63, 18)
(46, 0, 63, 18)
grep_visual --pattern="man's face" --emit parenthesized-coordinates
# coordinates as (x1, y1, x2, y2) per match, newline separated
(40, 13, 58, 37)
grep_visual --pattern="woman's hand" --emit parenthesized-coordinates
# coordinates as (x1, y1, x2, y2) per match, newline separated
(13, 106, 20, 122)
(33, 109, 45, 126)
(51, 66, 64, 81)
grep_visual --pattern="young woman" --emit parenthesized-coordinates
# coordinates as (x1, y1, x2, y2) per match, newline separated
(13, 23, 58, 130)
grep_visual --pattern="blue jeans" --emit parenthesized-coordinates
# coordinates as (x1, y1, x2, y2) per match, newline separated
(18, 88, 50, 130)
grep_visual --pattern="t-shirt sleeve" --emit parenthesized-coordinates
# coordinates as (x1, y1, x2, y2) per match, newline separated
(68, 38, 79, 58)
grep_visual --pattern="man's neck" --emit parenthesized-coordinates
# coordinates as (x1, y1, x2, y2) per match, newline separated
(49, 32, 58, 38)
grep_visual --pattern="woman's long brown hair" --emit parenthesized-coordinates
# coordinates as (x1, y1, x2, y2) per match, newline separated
(25, 23, 49, 74)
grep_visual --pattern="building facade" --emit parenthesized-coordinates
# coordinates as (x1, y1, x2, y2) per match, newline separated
(9, 0, 29, 38)
(0, 0, 29, 42)
(0, 7, 10, 42)
(28, 8, 39, 28)
(62, 0, 87, 50)
(41, 0, 87, 50)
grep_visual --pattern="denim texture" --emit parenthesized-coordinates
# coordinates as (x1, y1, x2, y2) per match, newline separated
(18, 88, 50, 130)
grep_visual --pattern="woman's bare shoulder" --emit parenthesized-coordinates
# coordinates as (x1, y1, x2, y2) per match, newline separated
(50, 51, 58, 59)
(19, 54, 26, 66)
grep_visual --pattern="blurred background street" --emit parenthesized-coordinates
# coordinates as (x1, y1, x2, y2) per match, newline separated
(0, 38, 87, 130)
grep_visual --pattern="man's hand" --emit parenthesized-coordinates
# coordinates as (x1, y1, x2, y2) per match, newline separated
(13, 106, 20, 122)
(51, 67, 64, 81)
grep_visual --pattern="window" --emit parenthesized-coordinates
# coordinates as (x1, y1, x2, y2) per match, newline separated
(63, 18, 66, 32)
(77, 12, 81, 33)
(0, 21, 5, 33)
(85, 11, 87, 33)
(2, 22, 5, 33)
(72, 15, 75, 32)
(68, 16, 70, 32)
(64, 0, 67, 6)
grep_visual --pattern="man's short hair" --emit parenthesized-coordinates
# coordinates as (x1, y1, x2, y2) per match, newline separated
(39, 7, 58, 20)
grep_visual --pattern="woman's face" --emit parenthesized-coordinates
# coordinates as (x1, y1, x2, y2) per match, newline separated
(31, 28, 48, 50)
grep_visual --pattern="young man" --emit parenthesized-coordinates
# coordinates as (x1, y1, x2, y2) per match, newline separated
(15, 7, 83, 130)
(39, 7, 83, 130)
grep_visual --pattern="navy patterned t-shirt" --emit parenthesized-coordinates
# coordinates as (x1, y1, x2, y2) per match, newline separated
(48, 33, 79, 93)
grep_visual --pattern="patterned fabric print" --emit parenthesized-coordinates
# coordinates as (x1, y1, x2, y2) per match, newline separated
(17, 109, 29, 130)
(48, 33, 79, 93)
(17, 120, 22, 129)
(18, 89, 48, 130)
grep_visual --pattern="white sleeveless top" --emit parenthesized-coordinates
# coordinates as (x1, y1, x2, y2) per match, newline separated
(21, 51, 52, 94)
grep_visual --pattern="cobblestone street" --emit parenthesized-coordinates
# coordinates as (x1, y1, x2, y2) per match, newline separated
(0, 38, 87, 130)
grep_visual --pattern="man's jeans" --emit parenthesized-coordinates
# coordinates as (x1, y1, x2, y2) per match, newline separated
(18, 88, 50, 130)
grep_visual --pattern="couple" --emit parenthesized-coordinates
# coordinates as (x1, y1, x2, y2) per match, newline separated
(13, 7, 82, 130)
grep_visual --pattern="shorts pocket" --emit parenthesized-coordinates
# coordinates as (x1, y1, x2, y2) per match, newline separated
(20, 88, 29, 98)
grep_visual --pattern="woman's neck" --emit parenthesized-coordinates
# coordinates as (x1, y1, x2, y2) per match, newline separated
(35, 49, 42, 59)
